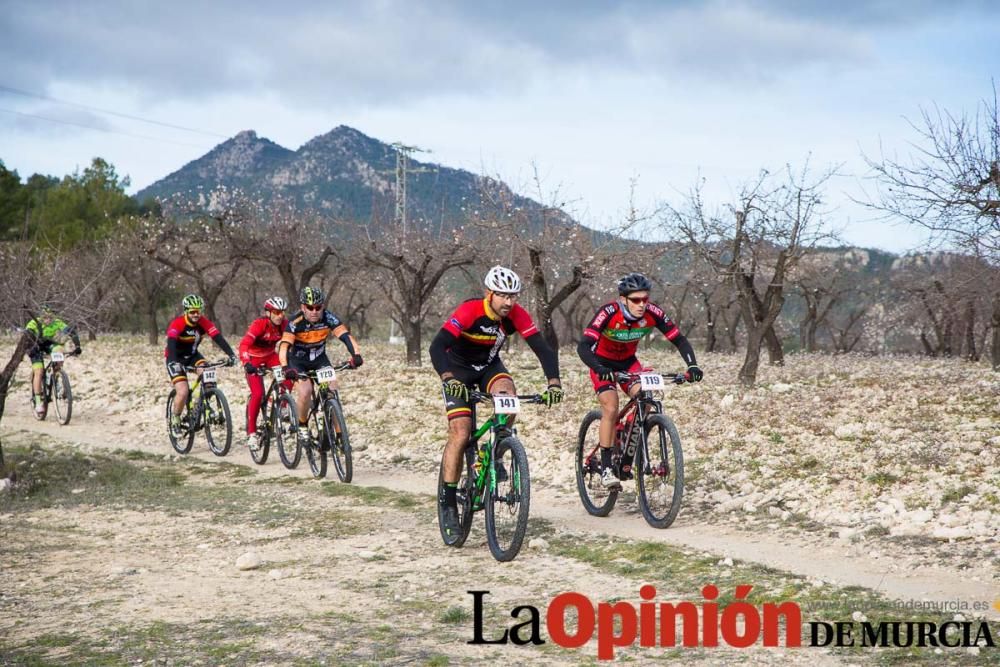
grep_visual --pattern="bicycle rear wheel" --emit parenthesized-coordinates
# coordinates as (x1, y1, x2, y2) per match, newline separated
(250, 390, 272, 465)
(304, 407, 328, 479)
(52, 369, 72, 425)
(576, 409, 618, 516)
(204, 388, 233, 457)
(325, 397, 352, 483)
(635, 414, 684, 529)
(485, 437, 530, 562)
(275, 393, 301, 469)
(437, 445, 475, 547)
(166, 389, 194, 454)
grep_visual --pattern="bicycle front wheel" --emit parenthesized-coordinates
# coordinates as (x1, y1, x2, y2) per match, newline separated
(275, 394, 301, 469)
(204, 389, 233, 457)
(250, 391, 272, 465)
(304, 408, 328, 479)
(166, 389, 194, 455)
(484, 437, 530, 562)
(325, 398, 352, 483)
(576, 409, 618, 517)
(635, 414, 684, 529)
(52, 369, 72, 425)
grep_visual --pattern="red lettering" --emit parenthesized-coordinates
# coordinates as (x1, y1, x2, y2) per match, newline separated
(547, 592, 594, 648)
(597, 601, 638, 660)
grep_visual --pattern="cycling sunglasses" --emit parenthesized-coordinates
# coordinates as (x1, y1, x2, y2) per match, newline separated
(626, 295, 649, 305)
(303, 303, 324, 312)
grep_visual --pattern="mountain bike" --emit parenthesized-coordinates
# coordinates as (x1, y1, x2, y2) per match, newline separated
(576, 369, 687, 529)
(165, 360, 233, 456)
(32, 348, 79, 425)
(248, 365, 291, 465)
(275, 363, 353, 480)
(437, 390, 543, 562)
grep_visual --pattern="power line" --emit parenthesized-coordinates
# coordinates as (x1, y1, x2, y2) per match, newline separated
(0, 107, 212, 149)
(0, 84, 228, 138)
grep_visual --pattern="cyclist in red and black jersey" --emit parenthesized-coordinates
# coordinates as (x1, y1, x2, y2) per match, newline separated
(239, 296, 291, 455)
(278, 286, 363, 451)
(577, 273, 703, 489)
(429, 265, 564, 543)
(164, 294, 237, 436)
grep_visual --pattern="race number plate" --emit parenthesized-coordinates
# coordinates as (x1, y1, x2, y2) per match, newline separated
(271, 366, 284, 381)
(51, 351, 65, 362)
(493, 395, 520, 414)
(202, 368, 218, 383)
(316, 367, 336, 383)
(639, 372, 664, 391)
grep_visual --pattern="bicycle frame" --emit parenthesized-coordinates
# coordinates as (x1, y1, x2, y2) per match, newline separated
(466, 392, 541, 506)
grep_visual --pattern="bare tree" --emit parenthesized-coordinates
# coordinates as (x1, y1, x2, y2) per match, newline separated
(360, 215, 474, 365)
(862, 85, 1000, 368)
(117, 215, 177, 344)
(0, 243, 115, 466)
(791, 248, 870, 352)
(669, 163, 838, 385)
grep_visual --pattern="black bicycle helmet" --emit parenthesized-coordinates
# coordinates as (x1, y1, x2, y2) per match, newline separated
(617, 272, 652, 295)
(299, 286, 325, 306)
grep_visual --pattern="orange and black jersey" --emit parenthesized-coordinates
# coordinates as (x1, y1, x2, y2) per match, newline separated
(429, 297, 559, 379)
(164, 313, 234, 362)
(280, 310, 358, 356)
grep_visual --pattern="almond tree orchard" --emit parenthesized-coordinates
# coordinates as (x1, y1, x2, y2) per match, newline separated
(668, 163, 838, 386)
(359, 215, 473, 366)
(864, 86, 1000, 369)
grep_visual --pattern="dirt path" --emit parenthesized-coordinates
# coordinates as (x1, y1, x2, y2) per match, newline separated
(7, 410, 997, 623)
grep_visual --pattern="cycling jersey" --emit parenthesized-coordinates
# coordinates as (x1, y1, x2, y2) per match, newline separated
(581, 301, 679, 362)
(436, 298, 540, 372)
(239, 316, 287, 364)
(26, 317, 80, 367)
(164, 314, 234, 362)
(280, 309, 358, 362)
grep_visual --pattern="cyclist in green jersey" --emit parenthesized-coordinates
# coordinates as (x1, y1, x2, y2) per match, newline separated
(25, 307, 82, 416)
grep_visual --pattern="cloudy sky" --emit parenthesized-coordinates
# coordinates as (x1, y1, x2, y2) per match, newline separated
(2, 1, 998, 252)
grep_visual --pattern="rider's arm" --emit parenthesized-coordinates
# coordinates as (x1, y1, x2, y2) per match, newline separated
(278, 319, 295, 367)
(577, 337, 604, 371)
(507, 304, 559, 383)
(327, 313, 359, 357)
(212, 333, 236, 359)
(239, 319, 262, 363)
(524, 333, 560, 384)
(199, 315, 235, 358)
(576, 303, 613, 371)
(429, 328, 456, 378)
(647, 303, 698, 367)
(60, 323, 81, 349)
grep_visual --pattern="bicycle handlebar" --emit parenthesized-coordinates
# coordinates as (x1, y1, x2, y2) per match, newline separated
(612, 370, 688, 385)
(184, 359, 230, 371)
(469, 391, 546, 404)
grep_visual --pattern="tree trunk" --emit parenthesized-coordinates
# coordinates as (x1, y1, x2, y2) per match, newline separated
(0, 332, 33, 467)
(404, 315, 422, 366)
(147, 297, 160, 346)
(765, 325, 784, 365)
(963, 299, 977, 361)
(991, 293, 1000, 371)
(739, 326, 766, 386)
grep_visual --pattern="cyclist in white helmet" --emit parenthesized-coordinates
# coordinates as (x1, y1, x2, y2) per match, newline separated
(428, 265, 564, 543)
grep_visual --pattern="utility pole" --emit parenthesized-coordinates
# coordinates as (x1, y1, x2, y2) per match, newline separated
(390, 142, 434, 236)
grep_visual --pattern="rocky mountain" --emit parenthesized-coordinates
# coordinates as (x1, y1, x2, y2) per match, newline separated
(136, 126, 560, 230)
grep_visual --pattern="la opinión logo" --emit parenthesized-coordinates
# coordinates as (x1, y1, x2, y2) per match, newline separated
(466, 585, 997, 660)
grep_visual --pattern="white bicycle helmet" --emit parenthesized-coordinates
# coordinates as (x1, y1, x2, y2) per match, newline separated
(484, 265, 522, 294)
(264, 296, 287, 312)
